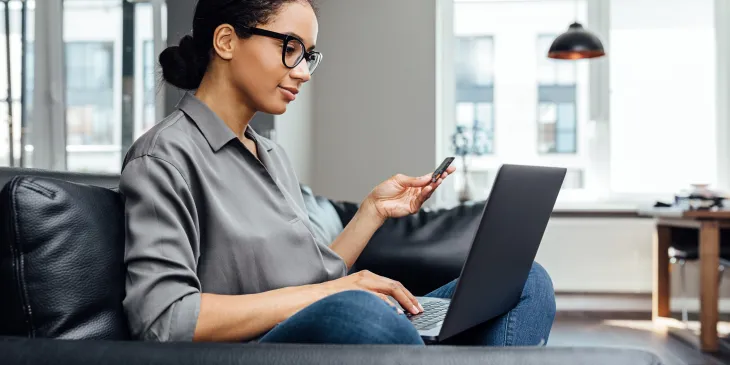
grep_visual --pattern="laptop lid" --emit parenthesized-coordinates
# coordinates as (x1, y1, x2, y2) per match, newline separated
(437, 164, 566, 342)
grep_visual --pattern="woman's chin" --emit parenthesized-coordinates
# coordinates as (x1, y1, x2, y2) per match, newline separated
(261, 102, 288, 115)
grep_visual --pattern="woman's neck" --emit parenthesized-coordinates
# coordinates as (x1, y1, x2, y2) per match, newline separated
(194, 75, 256, 140)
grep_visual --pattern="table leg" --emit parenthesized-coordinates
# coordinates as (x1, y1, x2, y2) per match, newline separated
(699, 221, 720, 352)
(653, 225, 671, 320)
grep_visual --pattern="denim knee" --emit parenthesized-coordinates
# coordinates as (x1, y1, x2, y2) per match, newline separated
(526, 262, 556, 319)
(314, 290, 424, 345)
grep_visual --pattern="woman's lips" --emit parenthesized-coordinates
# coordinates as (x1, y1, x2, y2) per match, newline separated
(278, 87, 297, 101)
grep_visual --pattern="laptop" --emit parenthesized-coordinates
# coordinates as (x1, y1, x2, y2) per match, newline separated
(406, 164, 566, 343)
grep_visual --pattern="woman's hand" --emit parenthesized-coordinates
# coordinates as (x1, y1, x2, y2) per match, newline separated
(321, 270, 423, 315)
(364, 166, 456, 220)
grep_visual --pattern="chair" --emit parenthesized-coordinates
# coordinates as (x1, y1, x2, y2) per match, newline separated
(668, 227, 730, 323)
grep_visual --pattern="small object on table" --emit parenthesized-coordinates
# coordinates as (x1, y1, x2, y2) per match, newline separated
(674, 184, 728, 210)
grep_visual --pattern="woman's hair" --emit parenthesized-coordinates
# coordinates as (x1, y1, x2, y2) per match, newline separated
(159, 0, 316, 90)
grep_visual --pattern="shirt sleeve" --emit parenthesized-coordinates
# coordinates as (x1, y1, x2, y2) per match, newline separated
(120, 155, 201, 342)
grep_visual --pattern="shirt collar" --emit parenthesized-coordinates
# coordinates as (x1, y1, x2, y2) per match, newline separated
(176, 92, 274, 153)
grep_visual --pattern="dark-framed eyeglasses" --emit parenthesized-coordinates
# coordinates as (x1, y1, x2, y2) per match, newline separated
(243, 27, 322, 75)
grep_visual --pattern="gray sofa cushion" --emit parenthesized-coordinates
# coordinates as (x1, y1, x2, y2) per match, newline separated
(300, 184, 344, 245)
(0, 336, 664, 364)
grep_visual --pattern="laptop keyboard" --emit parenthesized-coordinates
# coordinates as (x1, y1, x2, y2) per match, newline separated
(406, 300, 449, 330)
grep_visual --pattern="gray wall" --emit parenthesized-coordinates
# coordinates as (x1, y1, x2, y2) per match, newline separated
(311, 0, 439, 202)
(275, 82, 314, 185)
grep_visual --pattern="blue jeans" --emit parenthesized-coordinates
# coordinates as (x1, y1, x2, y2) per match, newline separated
(258, 262, 556, 346)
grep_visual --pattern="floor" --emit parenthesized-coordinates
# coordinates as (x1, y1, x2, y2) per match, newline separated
(549, 316, 730, 365)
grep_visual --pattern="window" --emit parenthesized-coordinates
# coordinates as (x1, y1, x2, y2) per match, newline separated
(0, 0, 167, 172)
(537, 34, 577, 154)
(444, 0, 727, 204)
(455, 36, 494, 154)
(65, 42, 115, 146)
(445, 0, 589, 202)
(0, 1, 34, 168)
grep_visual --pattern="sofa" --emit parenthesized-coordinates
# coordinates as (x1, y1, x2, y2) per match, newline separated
(0, 167, 663, 364)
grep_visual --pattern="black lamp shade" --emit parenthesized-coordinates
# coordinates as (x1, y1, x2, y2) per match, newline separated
(548, 22, 605, 60)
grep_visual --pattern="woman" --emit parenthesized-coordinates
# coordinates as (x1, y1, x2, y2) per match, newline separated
(120, 0, 555, 345)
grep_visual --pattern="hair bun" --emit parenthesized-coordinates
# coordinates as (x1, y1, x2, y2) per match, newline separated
(159, 35, 204, 90)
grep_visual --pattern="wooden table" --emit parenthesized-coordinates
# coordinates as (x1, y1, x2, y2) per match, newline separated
(641, 208, 730, 352)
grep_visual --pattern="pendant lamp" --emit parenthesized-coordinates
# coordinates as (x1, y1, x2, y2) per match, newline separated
(548, 1, 605, 60)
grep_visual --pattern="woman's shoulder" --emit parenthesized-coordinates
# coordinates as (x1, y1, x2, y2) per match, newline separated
(122, 110, 201, 170)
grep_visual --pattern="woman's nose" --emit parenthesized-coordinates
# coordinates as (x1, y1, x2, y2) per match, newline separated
(291, 61, 311, 82)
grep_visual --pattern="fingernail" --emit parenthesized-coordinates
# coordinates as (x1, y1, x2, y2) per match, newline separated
(418, 303, 424, 312)
(398, 308, 404, 314)
(412, 305, 419, 314)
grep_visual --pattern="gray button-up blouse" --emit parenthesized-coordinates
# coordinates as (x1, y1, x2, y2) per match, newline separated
(119, 92, 347, 342)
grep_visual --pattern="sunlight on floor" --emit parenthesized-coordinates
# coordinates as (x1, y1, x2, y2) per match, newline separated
(603, 318, 730, 338)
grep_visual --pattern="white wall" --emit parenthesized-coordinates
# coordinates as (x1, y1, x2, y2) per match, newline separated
(541, 216, 730, 312)
(275, 82, 314, 185)
(311, 0, 438, 202)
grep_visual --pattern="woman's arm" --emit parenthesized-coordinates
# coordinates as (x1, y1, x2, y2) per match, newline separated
(327, 171, 455, 270)
(193, 284, 330, 342)
(328, 199, 384, 269)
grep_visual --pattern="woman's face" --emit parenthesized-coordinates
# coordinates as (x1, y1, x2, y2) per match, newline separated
(226, 1, 318, 115)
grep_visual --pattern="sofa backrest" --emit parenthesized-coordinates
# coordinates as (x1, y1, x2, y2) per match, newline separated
(0, 167, 120, 191)
(0, 168, 129, 340)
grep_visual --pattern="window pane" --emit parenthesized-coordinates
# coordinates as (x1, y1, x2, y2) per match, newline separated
(538, 103, 556, 124)
(65, 42, 115, 145)
(135, 2, 167, 140)
(475, 102, 493, 154)
(456, 102, 474, 126)
(475, 102, 493, 130)
(555, 103, 575, 153)
(538, 123, 556, 153)
(64, 0, 121, 173)
(609, 0, 716, 194)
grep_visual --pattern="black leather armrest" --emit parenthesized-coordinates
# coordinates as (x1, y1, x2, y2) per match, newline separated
(0, 336, 663, 365)
(331, 200, 486, 296)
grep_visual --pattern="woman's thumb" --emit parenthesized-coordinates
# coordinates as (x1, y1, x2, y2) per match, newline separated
(396, 173, 432, 187)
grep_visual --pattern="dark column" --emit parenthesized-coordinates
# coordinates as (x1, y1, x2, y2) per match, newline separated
(120, 0, 135, 161)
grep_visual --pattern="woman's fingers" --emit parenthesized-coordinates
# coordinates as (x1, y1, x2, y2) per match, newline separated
(359, 271, 421, 315)
(394, 173, 432, 188)
(393, 280, 422, 313)
(372, 279, 421, 315)
(420, 178, 444, 199)
(375, 293, 403, 314)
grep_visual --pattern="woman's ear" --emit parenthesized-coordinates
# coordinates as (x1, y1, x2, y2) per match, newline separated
(212, 24, 236, 60)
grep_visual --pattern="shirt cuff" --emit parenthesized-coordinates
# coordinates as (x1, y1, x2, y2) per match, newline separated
(170, 292, 201, 342)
